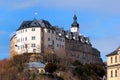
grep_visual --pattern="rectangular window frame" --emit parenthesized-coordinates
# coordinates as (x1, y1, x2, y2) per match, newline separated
(32, 28, 35, 31)
(32, 36, 36, 40)
(111, 57, 113, 63)
(31, 43, 36, 47)
(115, 70, 117, 77)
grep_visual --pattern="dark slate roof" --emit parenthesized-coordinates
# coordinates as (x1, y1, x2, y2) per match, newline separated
(106, 50, 117, 56)
(17, 19, 51, 31)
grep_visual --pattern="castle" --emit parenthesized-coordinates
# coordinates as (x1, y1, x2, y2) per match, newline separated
(10, 14, 103, 64)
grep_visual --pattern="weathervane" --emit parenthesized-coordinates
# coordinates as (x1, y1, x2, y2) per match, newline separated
(34, 11, 38, 19)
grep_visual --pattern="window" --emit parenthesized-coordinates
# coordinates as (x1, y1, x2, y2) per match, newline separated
(21, 38, 22, 42)
(119, 56, 120, 62)
(23, 30, 24, 33)
(18, 46, 20, 50)
(23, 45, 24, 49)
(33, 49, 36, 53)
(48, 29, 50, 33)
(23, 38, 24, 41)
(60, 39, 62, 41)
(60, 44, 61, 48)
(111, 57, 113, 63)
(57, 44, 59, 47)
(25, 44, 27, 48)
(25, 37, 27, 41)
(32, 28, 35, 31)
(25, 29, 27, 32)
(18, 39, 20, 42)
(52, 40, 54, 45)
(41, 37, 43, 40)
(52, 30, 54, 34)
(48, 38, 50, 41)
(21, 45, 22, 49)
(32, 36, 35, 40)
(62, 45, 64, 48)
(31, 44, 36, 47)
(115, 70, 117, 77)
(111, 70, 113, 77)
(48, 45, 51, 47)
(115, 56, 117, 63)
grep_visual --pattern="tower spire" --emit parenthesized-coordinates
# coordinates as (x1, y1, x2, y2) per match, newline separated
(73, 14, 77, 23)
(71, 14, 79, 28)
(71, 14, 79, 34)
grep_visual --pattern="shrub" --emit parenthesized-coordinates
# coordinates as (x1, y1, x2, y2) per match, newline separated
(44, 62, 57, 73)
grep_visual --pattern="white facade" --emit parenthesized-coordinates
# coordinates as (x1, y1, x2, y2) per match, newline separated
(14, 19, 65, 54)
(15, 27, 42, 54)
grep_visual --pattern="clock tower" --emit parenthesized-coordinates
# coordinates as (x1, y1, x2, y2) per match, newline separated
(71, 14, 79, 35)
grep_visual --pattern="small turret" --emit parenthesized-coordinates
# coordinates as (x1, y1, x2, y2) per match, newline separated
(71, 14, 79, 34)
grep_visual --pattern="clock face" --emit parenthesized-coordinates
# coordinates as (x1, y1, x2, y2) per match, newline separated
(71, 27, 78, 32)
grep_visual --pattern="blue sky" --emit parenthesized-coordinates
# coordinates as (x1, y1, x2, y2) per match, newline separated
(0, 0, 120, 61)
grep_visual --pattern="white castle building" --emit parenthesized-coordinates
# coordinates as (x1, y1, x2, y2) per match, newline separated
(10, 15, 103, 64)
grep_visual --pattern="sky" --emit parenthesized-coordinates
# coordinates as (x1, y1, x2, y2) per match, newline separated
(0, 0, 120, 61)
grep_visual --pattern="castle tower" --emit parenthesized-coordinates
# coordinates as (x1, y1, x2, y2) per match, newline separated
(71, 14, 79, 35)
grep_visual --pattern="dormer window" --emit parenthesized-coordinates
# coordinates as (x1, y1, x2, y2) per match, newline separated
(66, 35, 69, 38)
(73, 36, 76, 40)
(59, 33, 62, 36)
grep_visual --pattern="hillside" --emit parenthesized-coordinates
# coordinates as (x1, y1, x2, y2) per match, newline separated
(0, 54, 106, 80)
